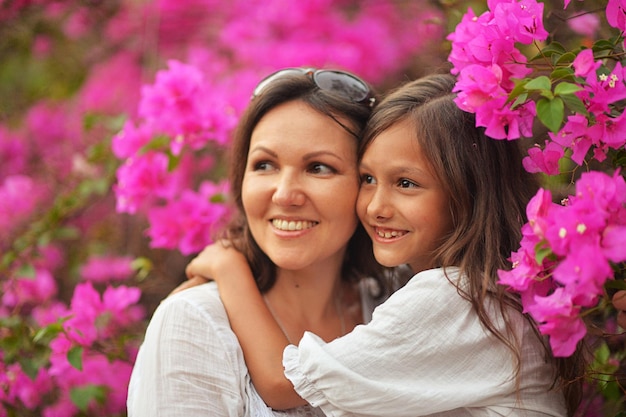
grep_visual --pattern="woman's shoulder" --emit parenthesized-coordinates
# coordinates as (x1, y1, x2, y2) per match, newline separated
(151, 281, 229, 327)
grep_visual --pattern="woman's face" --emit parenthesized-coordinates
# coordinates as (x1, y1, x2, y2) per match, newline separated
(357, 119, 454, 273)
(242, 100, 360, 272)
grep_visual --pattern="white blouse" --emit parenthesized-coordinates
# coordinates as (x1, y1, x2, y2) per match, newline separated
(283, 267, 567, 417)
(127, 280, 380, 417)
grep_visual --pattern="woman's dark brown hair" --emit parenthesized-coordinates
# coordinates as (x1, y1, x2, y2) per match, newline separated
(360, 73, 584, 415)
(220, 71, 382, 293)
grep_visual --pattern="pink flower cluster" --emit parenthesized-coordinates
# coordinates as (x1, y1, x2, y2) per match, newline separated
(498, 171, 626, 356)
(1, 259, 144, 415)
(449, 0, 626, 174)
(447, 0, 548, 140)
(112, 60, 236, 255)
(542, 51, 626, 169)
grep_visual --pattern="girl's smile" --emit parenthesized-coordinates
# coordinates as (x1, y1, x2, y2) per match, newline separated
(357, 118, 453, 273)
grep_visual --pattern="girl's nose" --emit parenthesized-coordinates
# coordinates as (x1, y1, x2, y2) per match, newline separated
(272, 173, 306, 206)
(365, 188, 393, 220)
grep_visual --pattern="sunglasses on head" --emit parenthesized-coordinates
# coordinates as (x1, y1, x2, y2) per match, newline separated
(252, 68, 375, 107)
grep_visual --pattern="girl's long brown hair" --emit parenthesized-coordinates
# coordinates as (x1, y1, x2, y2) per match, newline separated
(360, 73, 585, 415)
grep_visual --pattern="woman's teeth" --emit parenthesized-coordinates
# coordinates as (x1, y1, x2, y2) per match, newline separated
(272, 219, 317, 231)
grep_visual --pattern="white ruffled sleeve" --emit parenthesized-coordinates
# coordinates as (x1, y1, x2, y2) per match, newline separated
(282, 268, 522, 417)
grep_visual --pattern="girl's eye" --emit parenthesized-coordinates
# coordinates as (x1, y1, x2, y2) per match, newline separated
(398, 178, 418, 188)
(309, 163, 335, 175)
(360, 174, 376, 185)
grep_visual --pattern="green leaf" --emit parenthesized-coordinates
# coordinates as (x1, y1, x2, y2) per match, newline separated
(560, 93, 588, 116)
(537, 97, 565, 133)
(33, 321, 64, 344)
(555, 52, 577, 65)
(550, 67, 575, 82)
(529, 41, 566, 61)
(524, 76, 551, 91)
(210, 193, 227, 203)
(67, 346, 84, 371)
(554, 82, 582, 96)
(508, 78, 531, 100)
(534, 242, 554, 265)
(592, 39, 618, 53)
(167, 152, 181, 171)
(605, 280, 626, 290)
(19, 358, 40, 380)
(510, 93, 528, 109)
(139, 134, 171, 154)
(16, 263, 36, 278)
(70, 384, 107, 412)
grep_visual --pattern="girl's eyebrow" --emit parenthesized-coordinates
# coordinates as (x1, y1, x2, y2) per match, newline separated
(360, 161, 427, 177)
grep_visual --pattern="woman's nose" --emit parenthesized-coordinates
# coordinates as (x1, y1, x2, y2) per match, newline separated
(272, 173, 306, 206)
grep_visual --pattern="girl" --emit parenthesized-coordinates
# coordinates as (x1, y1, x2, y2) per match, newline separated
(185, 73, 585, 416)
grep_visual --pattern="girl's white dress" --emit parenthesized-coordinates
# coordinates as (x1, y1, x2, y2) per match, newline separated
(283, 267, 567, 417)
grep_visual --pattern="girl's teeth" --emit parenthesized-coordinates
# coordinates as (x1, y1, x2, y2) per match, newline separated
(377, 230, 404, 238)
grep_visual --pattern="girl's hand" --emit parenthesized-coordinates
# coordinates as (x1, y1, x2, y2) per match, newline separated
(169, 275, 209, 295)
(169, 241, 249, 296)
(185, 240, 248, 284)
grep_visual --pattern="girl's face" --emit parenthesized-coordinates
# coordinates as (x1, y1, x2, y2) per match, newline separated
(357, 119, 454, 273)
(242, 100, 360, 272)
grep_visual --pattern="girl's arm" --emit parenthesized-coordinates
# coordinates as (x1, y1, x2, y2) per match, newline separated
(186, 243, 306, 409)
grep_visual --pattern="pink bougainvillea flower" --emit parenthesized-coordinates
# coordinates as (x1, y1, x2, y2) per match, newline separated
(550, 114, 593, 165)
(114, 152, 181, 214)
(527, 288, 587, 357)
(572, 49, 601, 78)
(525, 188, 555, 237)
(606, 0, 626, 31)
(146, 181, 231, 255)
(111, 121, 156, 159)
(453, 64, 506, 113)
(31, 301, 70, 327)
(0, 175, 47, 234)
(2, 364, 53, 410)
(476, 98, 536, 140)
(523, 140, 564, 175)
(568, 12, 600, 37)
(63, 282, 144, 345)
(80, 255, 135, 283)
(1, 268, 58, 308)
(580, 62, 626, 115)
(491, 0, 549, 44)
(552, 243, 612, 307)
(602, 224, 626, 262)
(47, 347, 134, 416)
(587, 112, 626, 153)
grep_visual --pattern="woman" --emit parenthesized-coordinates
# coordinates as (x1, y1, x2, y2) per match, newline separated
(126, 68, 390, 416)
(186, 73, 586, 416)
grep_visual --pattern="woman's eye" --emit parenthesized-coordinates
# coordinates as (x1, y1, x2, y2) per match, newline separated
(309, 163, 335, 175)
(398, 178, 417, 188)
(253, 161, 274, 171)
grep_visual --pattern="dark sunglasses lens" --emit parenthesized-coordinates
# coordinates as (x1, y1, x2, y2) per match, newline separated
(313, 71, 369, 102)
(253, 68, 305, 97)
